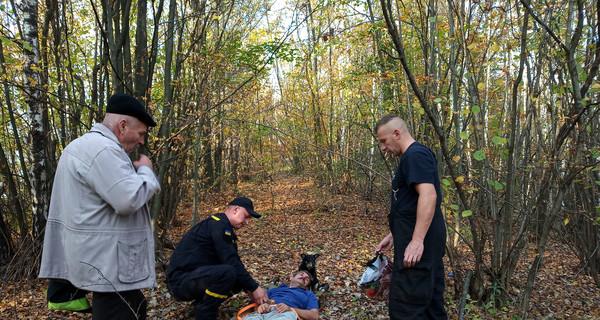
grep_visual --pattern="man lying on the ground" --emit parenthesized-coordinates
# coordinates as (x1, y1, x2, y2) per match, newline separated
(245, 270, 319, 320)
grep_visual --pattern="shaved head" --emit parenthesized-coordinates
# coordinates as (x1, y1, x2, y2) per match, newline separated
(375, 114, 408, 134)
(376, 114, 414, 156)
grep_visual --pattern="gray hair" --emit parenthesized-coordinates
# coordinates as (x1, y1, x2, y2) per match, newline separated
(293, 270, 313, 281)
(103, 113, 141, 131)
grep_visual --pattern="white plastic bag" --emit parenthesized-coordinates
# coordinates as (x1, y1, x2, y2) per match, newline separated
(358, 254, 389, 286)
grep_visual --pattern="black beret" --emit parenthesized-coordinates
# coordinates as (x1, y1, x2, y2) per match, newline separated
(106, 94, 157, 127)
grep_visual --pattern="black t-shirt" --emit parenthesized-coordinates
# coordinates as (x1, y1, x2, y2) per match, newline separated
(389, 142, 446, 263)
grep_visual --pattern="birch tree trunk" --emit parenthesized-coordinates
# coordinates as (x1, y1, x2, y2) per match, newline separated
(22, 0, 49, 242)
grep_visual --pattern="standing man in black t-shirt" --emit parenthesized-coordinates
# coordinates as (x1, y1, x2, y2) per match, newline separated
(374, 114, 447, 319)
(166, 197, 268, 320)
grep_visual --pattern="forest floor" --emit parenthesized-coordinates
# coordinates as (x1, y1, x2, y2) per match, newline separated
(1, 174, 599, 319)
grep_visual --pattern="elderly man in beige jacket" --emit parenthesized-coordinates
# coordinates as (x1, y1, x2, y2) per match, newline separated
(39, 93, 160, 320)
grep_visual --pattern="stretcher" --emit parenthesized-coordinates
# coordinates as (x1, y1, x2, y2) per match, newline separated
(236, 302, 301, 319)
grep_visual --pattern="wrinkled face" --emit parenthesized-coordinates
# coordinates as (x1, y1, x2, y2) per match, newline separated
(377, 123, 401, 157)
(290, 270, 311, 290)
(228, 205, 253, 229)
(118, 117, 148, 154)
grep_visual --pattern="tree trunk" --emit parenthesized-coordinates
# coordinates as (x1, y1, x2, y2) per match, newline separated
(146, 0, 165, 99)
(201, 117, 215, 187)
(0, 40, 31, 195)
(134, 0, 148, 98)
(0, 203, 13, 266)
(151, 0, 179, 240)
(498, 2, 530, 290)
(22, 0, 49, 242)
(0, 141, 24, 247)
(230, 136, 240, 186)
(102, 0, 132, 93)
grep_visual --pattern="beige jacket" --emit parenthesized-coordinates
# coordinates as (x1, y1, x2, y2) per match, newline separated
(39, 124, 160, 292)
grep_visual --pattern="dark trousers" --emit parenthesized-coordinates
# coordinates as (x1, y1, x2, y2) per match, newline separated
(388, 259, 447, 320)
(168, 264, 240, 320)
(47, 279, 92, 313)
(92, 290, 147, 320)
(388, 210, 447, 320)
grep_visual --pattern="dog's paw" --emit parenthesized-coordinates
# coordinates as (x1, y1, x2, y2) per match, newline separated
(264, 276, 281, 290)
(315, 283, 330, 297)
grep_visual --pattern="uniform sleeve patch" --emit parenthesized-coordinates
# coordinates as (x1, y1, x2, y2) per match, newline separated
(225, 230, 231, 236)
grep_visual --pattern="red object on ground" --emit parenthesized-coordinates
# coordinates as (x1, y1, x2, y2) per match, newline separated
(366, 289, 376, 298)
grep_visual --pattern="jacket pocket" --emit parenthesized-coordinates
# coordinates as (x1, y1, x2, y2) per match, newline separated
(117, 239, 150, 283)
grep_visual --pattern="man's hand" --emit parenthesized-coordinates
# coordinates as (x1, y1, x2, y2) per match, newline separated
(133, 154, 153, 170)
(272, 303, 292, 314)
(257, 302, 292, 314)
(376, 232, 393, 254)
(249, 287, 268, 305)
(257, 302, 272, 314)
(403, 239, 424, 268)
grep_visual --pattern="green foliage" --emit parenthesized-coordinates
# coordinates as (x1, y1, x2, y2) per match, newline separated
(455, 289, 519, 319)
(491, 136, 504, 145)
(484, 282, 508, 315)
(473, 150, 486, 161)
(487, 179, 504, 191)
(231, 40, 296, 73)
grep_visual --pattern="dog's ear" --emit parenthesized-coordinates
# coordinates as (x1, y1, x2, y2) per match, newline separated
(315, 253, 320, 258)
(301, 253, 306, 259)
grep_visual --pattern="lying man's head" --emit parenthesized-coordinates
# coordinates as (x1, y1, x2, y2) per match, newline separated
(289, 270, 312, 290)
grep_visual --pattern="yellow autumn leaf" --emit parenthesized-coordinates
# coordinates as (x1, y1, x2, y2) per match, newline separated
(467, 43, 477, 51)
(452, 155, 461, 163)
(591, 83, 600, 90)
(477, 82, 486, 91)
(455, 176, 465, 183)
(564, 217, 570, 225)
(491, 43, 500, 51)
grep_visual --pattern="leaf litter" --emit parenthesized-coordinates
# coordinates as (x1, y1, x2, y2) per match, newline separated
(1, 176, 598, 319)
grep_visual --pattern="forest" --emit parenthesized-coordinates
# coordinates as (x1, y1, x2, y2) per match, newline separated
(0, 0, 599, 319)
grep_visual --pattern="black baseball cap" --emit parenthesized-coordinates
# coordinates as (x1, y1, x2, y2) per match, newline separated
(107, 93, 157, 127)
(229, 197, 261, 218)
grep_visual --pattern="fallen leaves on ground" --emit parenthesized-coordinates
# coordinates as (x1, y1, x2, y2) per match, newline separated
(1, 175, 598, 319)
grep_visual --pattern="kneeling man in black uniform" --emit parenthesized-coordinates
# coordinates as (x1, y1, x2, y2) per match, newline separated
(167, 197, 268, 320)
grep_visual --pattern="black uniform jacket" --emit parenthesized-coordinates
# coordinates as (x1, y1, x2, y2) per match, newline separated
(167, 212, 259, 292)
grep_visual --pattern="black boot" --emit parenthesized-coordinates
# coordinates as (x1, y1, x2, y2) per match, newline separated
(194, 294, 226, 320)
